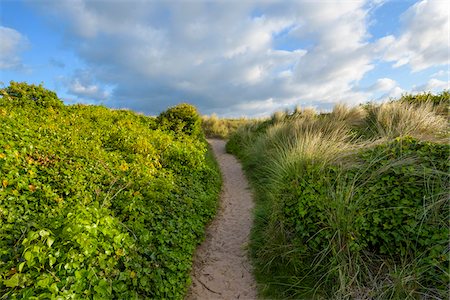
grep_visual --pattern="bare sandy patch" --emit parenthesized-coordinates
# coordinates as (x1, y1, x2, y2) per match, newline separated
(186, 139, 257, 300)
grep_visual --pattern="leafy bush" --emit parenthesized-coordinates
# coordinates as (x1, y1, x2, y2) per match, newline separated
(0, 81, 63, 108)
(353, 138, 449, 280)
(0, 82, 221, 299)
(399, 90, 449, 115)
(157, 103, 202, 137)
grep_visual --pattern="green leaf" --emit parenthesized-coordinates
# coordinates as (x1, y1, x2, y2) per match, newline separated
(18, 261, 26, 273)
(3, 273, 20, 288)
(75, 270, 82, 280)
(24, 251, 33, 262)
(49, 282, 59, 294)
(49, 255, 56, 267)
(39, 230, 50, 238)
(47, 237, 54, 248)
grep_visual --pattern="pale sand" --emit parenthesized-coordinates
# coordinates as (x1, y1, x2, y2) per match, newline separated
(186, 139, 257, 300)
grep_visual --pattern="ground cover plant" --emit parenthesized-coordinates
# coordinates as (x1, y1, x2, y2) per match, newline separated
(0, 82, 221, 299)
(227, 93, 449, 299)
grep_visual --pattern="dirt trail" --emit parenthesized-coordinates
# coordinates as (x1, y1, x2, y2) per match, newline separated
(186, 139, 257, 300)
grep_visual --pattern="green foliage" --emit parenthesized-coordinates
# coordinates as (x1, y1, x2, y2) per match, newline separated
(0, 81, 63, 108)
(399, 90, 449, 106)
(227, 92, 449, 299)
(226, 120, 271, 157)
(157, 103, 202, 137)
(273, 138, 449, 296)
(0, 82, 221, 299)
(352, 138, 449, 285)
(399, 91, 449, 116)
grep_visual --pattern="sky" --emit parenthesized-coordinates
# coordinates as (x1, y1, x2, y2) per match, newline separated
(0, 0, 449, 117)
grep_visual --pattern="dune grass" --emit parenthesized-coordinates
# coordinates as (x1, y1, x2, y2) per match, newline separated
(227, 92, 449, 299)
(201, 114, 254, 139)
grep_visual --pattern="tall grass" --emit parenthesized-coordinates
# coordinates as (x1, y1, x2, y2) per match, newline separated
(227, 92, 449, 299)
(329, 103, 367, 127)
(363, 101, 448, 141)
(201, 114, 253, 138)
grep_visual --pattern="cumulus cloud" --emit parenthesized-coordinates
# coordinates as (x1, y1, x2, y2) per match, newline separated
(27, 0, 447, 116)
(431, 70, 449, 78)
(367, 78, 398, 93)
(381, 0, 449, 71)
(68, 80, 109, 101)
(64, 70, 110, 101)
(0, 26, 29, 70)
(362, 77, 405, 101)
(413, 78, 449, 92)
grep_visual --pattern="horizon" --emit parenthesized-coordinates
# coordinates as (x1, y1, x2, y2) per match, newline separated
(1, 0, 449, 117)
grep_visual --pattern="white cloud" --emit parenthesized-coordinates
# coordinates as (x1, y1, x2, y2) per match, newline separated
(386, 86, 405, 99)
(431, 70, 449, 78)
(381, 0, 450, 71)
(413, 78, 449, 92)
(0, 26, 28, 70)
(68, 80, 109, 100)
(29, 0, 444, 116)
(363, 77, 405, 101)
(65, 71, 110, 101)
(235, 98, 278, 114)
(366, 78, 398, 92)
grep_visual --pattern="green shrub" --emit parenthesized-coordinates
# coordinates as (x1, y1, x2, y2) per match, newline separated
(157, 103, 202, 137)
(353, 138, 449, 283)
(0, 83, 221, 299)
(400, 90, 449, 106)
(0, 81, 63, 108)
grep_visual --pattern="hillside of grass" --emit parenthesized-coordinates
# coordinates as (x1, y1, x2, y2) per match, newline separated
(0, 82, 221, 299)
(227, 92, 449, 299)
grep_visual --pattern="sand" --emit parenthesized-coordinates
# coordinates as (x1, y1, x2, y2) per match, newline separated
(186, 139, 257, 300)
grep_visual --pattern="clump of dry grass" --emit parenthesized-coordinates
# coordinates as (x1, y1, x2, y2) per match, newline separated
(261, 117, 354, 167)
(330, 103, 367, 127)
(290, 106, 317, 121)
(364, 101, 448, 141)
(201, 113, 251, 138)
(271, 110, 287, 124)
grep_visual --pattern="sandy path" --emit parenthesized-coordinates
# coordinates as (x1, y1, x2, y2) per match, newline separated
(186, 139, 257, 300)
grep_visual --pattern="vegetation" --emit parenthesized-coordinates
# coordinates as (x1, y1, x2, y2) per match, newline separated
(0, 82, 221, 299)
(399, 91, 449, 116)
(227, 92, 449, 299)
(201, 114, 253, 139)
(158, 103, 203, 138)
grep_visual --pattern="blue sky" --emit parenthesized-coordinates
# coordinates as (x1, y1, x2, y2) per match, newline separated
(0, 0, 448, 117)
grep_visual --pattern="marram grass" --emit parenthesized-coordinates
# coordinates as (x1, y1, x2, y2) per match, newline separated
(227, 91, 449, 299)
